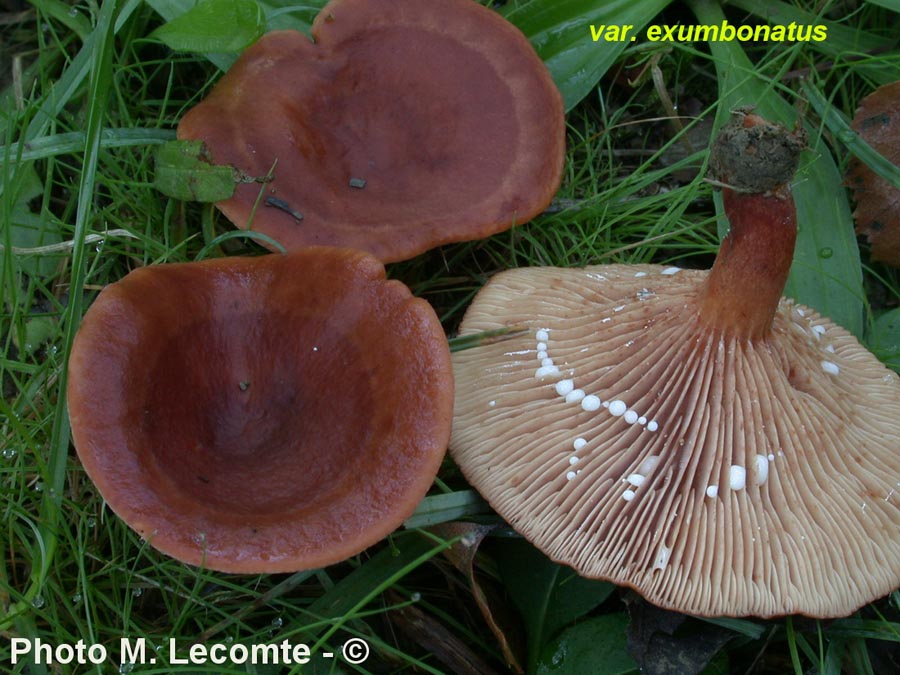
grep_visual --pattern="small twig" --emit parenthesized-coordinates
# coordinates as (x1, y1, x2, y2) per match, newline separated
(264, 196, 304, 221)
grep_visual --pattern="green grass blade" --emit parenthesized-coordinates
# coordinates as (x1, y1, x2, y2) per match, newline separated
(448, 326, 530, 353)
(785, 616, 805, 675)
(22, 2, 138, 143)
(31, 0, 93, 40)
(729, 0, 896, 86)
(700, 616, 766, 640)
(7, 0, 119, 630)
(827, 617, 900, 641)
(865, 0, 900, 11)
(403, 490, 490, 529)
(304, 533, 454, 653)
(145, 0, 327, 71)
(0, 129, 175, 168)
(503, 0, 673, 111)
(2, 128, 174, 167)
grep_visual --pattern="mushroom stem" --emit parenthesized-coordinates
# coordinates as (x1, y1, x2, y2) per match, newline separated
(696, 185, 797, 340)
(696, 110, 805, 341)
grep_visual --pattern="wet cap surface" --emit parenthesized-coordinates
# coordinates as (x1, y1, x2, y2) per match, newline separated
(68, 248, 453, 573)
(177, 0, 565, 262)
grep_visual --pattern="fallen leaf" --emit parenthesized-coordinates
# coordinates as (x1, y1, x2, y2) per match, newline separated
(624, 595, 734, 675)
(150, 0, 264, 54)
(153, 139, 240, 202)
(387, 590, 505, 675)
(431, 522, 524, 673)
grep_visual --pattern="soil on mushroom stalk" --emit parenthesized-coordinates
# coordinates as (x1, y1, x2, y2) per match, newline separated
(2, 1, 900, 674)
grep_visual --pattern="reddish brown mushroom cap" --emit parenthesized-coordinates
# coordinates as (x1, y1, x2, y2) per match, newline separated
(67, 248, 453, 573)
(176, 0, 565, 263)
(450, 264, 900, 618)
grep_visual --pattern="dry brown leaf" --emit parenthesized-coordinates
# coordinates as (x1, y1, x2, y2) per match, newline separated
(624, 595, 735, 675)
(846, 80, 900, 266)
(431, 522, 525, 673)
(387, 590, 504, 675)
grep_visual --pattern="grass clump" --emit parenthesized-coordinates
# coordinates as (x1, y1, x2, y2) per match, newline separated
(2, 1, 900, 674)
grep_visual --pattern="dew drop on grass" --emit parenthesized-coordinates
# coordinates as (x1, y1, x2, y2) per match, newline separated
(131, 587, 143, 598)
(32, 595, 45, 609)
(72, 593, 83, 604)
(2, 448, 17, 459)
(119, 661, 135, 674)
(271, 616, 283, 629)
(551, 644, 566, 666)
(819, 247, 834, 259)
(33, 481, 44, 492)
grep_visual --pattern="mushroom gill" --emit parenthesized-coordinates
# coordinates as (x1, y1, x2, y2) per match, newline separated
(451, 264, 900, 617)
(449, 113, 900, 618)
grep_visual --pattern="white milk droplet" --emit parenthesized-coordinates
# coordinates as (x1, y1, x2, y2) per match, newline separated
(565, 389, 586, 403)
(608, 400, 627, 416)
(821, 361, 840, 376)
(555, 379, 574, 396)
(581, 395, 602, 412)
(729, 465, 747, 491)
(754, 454, 770, 485)
(638, 455, 660, 475)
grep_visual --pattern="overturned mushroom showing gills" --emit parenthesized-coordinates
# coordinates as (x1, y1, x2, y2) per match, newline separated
(450, 113, 900, 618)
(68, 248, 453, 573)
(177, 0, 565, 263)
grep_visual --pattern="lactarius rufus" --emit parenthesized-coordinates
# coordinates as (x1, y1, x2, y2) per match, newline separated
(450, 111, 900, 618)
(67, 248, 453, 573)
(177, 0, 565, 263)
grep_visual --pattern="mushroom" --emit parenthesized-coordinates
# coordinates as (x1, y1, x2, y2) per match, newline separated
(67, 248, 453, 573)
(177, 0, 565, 263)
(449, 112, 900, 618)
